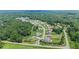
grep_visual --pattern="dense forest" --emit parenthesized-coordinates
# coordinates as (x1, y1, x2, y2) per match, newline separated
(0, 14, 33, 44)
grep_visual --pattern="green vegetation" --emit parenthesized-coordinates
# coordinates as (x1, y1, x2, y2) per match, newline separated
(0, 10, 79, 49)
(40, 32, 65, 46)
(0, 18, 33, 43)
(24, 12, 79, 48)
(0, 40, 4, 48)
(2, 43, 50, 49)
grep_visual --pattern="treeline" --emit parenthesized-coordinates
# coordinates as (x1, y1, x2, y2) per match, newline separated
(67, 25, 79, 48)
(24, 13, 78, 25)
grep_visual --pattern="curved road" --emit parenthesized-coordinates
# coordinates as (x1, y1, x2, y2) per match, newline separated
(2, 29, 70, 49)
(16, 17, 70, 49)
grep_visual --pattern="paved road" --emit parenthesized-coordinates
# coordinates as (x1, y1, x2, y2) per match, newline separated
(63, 29, 70, 49)
(16, 17, 70, 49)
(17, 18, 46, 45)
(2, 41, 66, 49)
(2, 29, 70, 49)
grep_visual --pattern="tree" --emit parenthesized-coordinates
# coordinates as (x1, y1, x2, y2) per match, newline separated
(10, 31, 23, 43)
(53, 28, 63, 34)
(75, 32, 79, 43)
(17, 22, 33, 36)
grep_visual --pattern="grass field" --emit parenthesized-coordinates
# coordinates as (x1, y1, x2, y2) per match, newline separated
(2, 43, 51, 49)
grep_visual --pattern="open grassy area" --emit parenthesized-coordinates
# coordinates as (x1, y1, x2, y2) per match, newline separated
(52, 38, 61, 45)
(52, 32, 62, 45)
(1, 43, 51, 49)
(40, 32, 64, 46)
(40, 41, 53, 46)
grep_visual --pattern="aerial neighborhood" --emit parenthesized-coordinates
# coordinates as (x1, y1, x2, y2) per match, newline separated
(0, 10, 79, 49)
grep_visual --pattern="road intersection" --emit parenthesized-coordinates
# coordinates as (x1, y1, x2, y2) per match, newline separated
(12, 17, 70, 49)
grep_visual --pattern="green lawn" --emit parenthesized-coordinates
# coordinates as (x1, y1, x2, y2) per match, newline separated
(52, 38, 61, 45)
(40, 41, 53, 46)
(2, 43, 50, 49)
(52, 33, 61, 45)
(40, 32, 64, 46)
